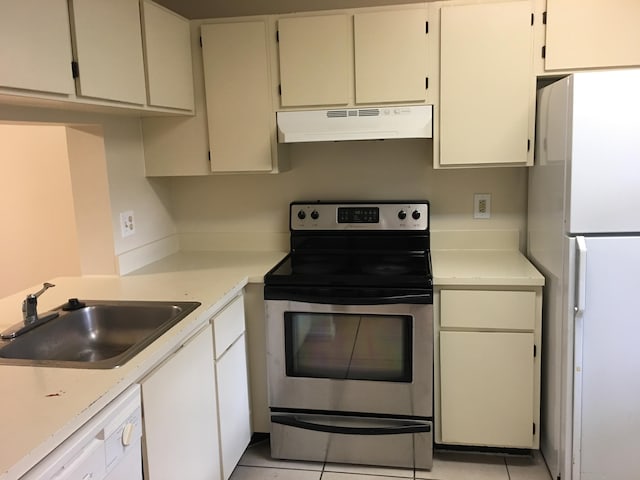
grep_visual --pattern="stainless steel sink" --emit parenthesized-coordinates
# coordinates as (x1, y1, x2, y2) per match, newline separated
(0, 300, 200, 369)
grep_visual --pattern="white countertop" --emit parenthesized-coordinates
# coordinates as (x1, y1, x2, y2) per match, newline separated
(432, 249, 544, 287)
(0, 247, 542, 478)
(0, 251, 285, 480)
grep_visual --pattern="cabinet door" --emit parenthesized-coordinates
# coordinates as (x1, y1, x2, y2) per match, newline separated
(440, 331, 534, 447)
(277, 15, 351, 107)
(140, 326, 221, 480)
(70, 0, 146, 104)
(141, 0, 194, 110)
(0, 0, 74, 94)
(216, 334, 251, 480)
(354, 9, 427, 104)
(545, 0, 640, 71)
(201, 21, 273, 173)
(439, 0, 534, 166)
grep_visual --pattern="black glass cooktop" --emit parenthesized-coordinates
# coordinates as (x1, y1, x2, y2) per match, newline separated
(265, 251, 432, 288)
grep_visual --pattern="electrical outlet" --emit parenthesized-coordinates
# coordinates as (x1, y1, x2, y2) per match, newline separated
(474, 194, 491, 219)
(120, 210, 135, 237)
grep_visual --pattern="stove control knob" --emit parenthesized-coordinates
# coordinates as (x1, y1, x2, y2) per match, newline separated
(398, 210, 407, 220)
(412, 210, 421, 220)
(310, 210, 320, 220)
(297, 210, 306, 220)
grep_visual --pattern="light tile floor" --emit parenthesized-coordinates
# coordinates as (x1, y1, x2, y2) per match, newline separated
(232, 439, 552, 480)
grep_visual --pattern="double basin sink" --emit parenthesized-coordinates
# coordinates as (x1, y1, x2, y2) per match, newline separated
(0, 300, 201, 369)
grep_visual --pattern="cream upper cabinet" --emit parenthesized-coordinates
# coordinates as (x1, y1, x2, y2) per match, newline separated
(141, 0, 194, 110)
(354, 9, 428, 104)
(0, 0, 75, 95)
(201, 21, 275, 173)
(437, 0, 535, 167)
(277, 15, 351, 107)
(436, 288, 541, 449)
(544, 0, 640, 71)
(277, 9, 428, 108)
(69, 0, 147, 104)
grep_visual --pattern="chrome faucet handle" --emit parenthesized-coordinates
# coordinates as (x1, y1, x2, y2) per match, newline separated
(29, 282, 56, 300)
(22, 282, 55, 324)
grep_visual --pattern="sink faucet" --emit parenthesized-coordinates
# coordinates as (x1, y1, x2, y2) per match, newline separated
(22, 282, 55, 325)
(0, 283, 59, 340)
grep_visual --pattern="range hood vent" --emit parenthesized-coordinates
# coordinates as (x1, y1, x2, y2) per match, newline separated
(277, 105, 433, 143)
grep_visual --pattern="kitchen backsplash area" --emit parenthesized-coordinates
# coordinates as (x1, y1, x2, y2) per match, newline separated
(169, 138, 528, 252)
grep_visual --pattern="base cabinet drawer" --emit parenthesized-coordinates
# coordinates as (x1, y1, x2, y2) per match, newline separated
(440, 289, 535, 330)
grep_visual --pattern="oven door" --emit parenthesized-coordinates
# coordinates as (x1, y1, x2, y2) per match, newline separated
(265, 299, 433, 418)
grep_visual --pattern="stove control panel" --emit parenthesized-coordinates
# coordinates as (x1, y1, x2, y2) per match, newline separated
(291, 202, 429, 231)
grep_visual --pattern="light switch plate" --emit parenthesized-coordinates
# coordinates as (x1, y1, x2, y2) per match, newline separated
(474, 194, 491, 219)
(120, 210, 135, 237)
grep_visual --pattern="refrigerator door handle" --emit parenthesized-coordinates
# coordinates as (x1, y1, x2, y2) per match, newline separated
(575, 236, 587, 315)
(573, 235, 588, 480)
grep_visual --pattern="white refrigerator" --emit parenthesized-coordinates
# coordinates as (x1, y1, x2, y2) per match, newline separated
(528, 68, 640, 480)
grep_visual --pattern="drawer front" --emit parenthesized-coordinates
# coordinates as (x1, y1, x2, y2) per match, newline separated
(213, 295, 246, 358)
(440, 290, 535, 330)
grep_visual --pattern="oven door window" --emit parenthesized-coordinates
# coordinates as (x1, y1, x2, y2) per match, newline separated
(284, 312, 412, 382)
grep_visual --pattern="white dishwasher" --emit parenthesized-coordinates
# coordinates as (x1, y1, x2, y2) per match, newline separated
(22, 384, 143, 480)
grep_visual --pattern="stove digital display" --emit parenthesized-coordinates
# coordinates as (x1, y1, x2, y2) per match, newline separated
(337, 207, 379, 224)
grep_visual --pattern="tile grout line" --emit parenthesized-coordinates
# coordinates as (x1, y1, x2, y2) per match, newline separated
(505, 456, 512, 480)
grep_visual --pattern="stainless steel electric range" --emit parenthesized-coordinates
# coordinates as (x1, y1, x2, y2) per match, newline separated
(264, 201, 434, 470)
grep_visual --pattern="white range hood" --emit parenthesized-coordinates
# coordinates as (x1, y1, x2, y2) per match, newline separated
(276, 105, 433, 143)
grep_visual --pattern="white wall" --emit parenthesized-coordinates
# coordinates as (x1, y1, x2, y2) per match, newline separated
(170, 138, 528, 250)
(0, 124, 81, 297)
(0, 105, 177, 274)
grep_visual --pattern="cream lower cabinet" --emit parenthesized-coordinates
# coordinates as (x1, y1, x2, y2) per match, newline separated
(211, 295, 252, 480)
(435, 0, 535, 167)
(436, 288, 541, 449)
(140, 325, 221, 480)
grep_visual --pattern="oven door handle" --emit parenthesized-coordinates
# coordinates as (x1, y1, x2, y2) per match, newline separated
(271, 414, 432, 435)
(265, 287, 432, 305)
(323, 294, 432, 305)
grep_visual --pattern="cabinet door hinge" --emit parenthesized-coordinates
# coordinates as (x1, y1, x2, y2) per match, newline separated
(425, 77, 429, 89)
(276, 30, 279, 42)
(199, 36, 203, 48)
(543, 11, 547, 24)
(542, 45, 546, 58)
(528, 139, 531, 152)
(533, 423, 536, 434)
(531, 13, 534, 26)
(208, 151, 211, 162)
(278, 84, 282, 95)
(425, 21, 429, 34)
(533, 344, 537, 357)
(71, 61, 79, 79)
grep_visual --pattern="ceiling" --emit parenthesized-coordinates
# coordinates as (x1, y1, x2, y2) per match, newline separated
(153, 0, 426, 19)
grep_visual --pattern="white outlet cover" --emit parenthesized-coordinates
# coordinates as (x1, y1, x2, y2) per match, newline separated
(474, 194, 491, 219)
(120, 210, 135, 237)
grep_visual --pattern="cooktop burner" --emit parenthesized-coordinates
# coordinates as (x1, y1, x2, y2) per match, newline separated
(264, 201, 433, 289)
